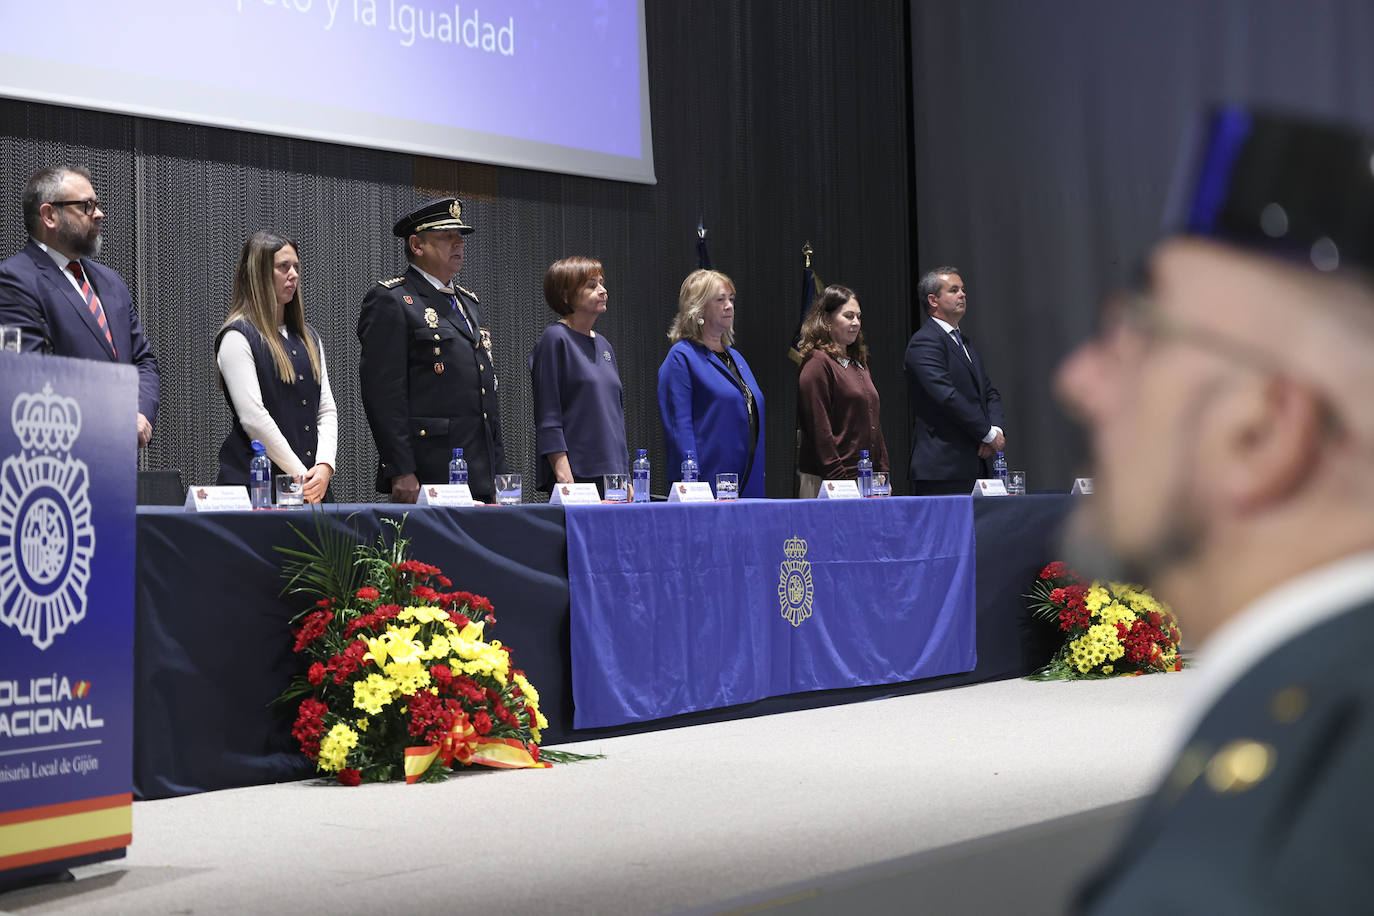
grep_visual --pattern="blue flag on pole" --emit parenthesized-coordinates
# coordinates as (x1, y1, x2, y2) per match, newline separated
(788, 242, 822, 365)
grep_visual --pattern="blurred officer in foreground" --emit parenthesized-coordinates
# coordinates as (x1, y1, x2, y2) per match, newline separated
(1061, 108, 1374, 913)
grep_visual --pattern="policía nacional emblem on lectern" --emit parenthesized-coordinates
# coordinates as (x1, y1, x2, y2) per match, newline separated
(0, 384, 95, 650)
(778, 536, 814, 627)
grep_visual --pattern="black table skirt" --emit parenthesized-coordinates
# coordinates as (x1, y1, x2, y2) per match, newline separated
(133, 495, 1073, 799)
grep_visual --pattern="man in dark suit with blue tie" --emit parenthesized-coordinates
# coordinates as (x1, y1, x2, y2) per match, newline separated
(0, 165, 161, 446)
(1059, 108, 1374, 913)
(904, 267, 1006, 495)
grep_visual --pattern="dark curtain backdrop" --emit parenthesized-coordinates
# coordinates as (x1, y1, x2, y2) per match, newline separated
(0, 1, 913, 502)
(911, 0, 1374, 490)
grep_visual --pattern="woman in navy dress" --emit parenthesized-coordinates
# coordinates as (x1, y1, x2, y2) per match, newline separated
(215, 230, 336, 502)
(529, 256, 628, 493)
(657, 269, 766, 497)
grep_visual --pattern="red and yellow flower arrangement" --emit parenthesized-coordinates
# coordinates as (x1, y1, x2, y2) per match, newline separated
(1027, 561, 1185, 679)
(278, 515, 590, 784)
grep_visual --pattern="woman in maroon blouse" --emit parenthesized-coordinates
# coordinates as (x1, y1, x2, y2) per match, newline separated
(795, 284, 891, 497)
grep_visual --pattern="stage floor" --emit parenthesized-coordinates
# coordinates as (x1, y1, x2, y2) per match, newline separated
(4, 671, 1198, 916)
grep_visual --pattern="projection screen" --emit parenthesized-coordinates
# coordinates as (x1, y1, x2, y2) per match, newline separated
(0, 0, 655, 184)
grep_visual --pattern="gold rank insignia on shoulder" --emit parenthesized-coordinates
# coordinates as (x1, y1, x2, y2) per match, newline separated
(424, 307, 439, 328)
(1205, 739, 1276, 794)
(378, 277, 404, 288)
(456, 283, 480, 303)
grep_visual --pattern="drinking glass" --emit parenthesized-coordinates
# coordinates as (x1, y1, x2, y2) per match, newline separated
(1009, 470, 1027, 495)
(275, 473, 304, 507)
(870, 471, 891, 498)
(496, 473, 523, 506)
(715, 472, 739, 501)
(603, 473, 629, 503)
(0, 326, 21, 352)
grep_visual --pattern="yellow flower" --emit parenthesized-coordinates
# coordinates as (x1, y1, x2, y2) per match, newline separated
(353, 672, 396, 715)
(1084, 585, 1110, 614)
(400, 605, 448, 625)
(318, 723, 359, 772)
(1102, 665, 1113, 674)
(385, 658, 431, 694)
(427, 634, 451, 659)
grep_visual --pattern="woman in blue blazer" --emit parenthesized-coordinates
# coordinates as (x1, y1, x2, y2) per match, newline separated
(657, 269, 766, 497)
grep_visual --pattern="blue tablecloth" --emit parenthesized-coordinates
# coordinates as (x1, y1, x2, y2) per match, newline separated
(566, 496, 978, 728)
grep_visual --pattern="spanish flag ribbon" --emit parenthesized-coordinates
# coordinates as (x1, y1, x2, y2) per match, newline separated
(469, 737, 551, 769)
(404, 745, 440, 784)
(404, 714, 484, 783)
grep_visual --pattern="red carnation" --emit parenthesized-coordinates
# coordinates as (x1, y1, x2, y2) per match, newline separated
(292, 697, 329, 757)
(307, 662, 327, 685)
(437, 575, 452, 587)
(412, 585, 440, 604)
(293, 609, 334, 653)
(315, 598, 333, 608)
(448, 611, 472, 629)
(356, 586, 380, 601)
(472, 711, 492, 736)
(1039, 561, 1068, 580)
(338, 768, 361, 786)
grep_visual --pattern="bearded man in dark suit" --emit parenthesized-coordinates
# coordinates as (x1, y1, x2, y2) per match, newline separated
(0, 165, 161, 447)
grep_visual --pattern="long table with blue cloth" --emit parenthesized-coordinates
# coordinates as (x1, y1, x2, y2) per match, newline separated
(133, 495, 1074, 799)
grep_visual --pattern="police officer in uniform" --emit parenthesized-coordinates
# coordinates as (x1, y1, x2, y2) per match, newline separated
(358, 198, 506, 503)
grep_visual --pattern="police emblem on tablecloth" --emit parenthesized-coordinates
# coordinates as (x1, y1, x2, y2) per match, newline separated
(778, 536, 813, 627)
(0, 384, 95, 650)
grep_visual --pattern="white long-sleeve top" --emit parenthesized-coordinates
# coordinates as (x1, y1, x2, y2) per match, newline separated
(216, 326, 337, 476)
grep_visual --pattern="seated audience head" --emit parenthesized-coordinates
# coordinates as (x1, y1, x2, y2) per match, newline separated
(1055, 107, 1374, 639)
(670, 269, 736, 347)
(543, 256, 606, 316)
(798, 284, 867, 363)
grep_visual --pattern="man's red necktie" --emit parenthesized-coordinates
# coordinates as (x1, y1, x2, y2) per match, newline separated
(67, 261, 115, 356)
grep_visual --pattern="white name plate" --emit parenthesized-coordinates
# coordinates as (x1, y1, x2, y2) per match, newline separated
(1071, 477, 1095, 495)
(185, 486, 252, 512)
(550, 482, 602, 505)
(818, 479, 861, 499)
(418, 484, 476, 507)
(972, 479, 1009, 497)
(667, 481, 715, 502)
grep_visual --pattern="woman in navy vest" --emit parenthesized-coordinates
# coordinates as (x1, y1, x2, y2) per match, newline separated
(657, 269, 766, 497)
(215, 231, 337, 502)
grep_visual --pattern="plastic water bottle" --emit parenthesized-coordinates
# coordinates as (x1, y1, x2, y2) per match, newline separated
(448, 448, 468, 485)
(857, 449, 873, 497)
(681, 450, 699, 482)
(632, 449, 650, 502)
(249, 440, 272, 509)
(993, 450, 1009, 488)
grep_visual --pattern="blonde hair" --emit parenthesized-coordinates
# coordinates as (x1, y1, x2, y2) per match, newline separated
(668, 269, 736, 348)
(220, 231, 320, 384)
